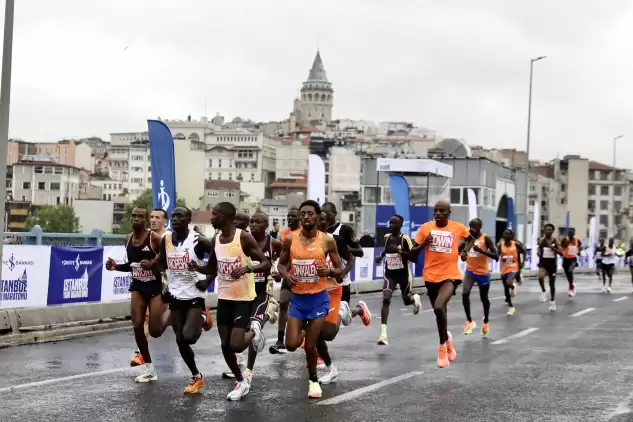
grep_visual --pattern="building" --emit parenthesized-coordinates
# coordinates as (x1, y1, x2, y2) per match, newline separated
(33, 140, 92, 170)
(259, 199, 290, 228)
(74, 199, 114, 234)
(202, 180, 241, 210)
(270, 175, 307, 205)
(4, 200, 32, 232)
(11, 161, 80, 206)
(7, 140, 36, 165)
(526, 170, 564, 237)
(289, 51, 334, 130)
(587, 161, 629, 241)
(275, 135, 310, 179)
(106, 132, 151, 201)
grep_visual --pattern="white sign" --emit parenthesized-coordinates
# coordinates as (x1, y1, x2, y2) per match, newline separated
(376, 158, 453, 178)
(1, 246, 50, 309)
(354, 248, 375, 281)
(100, 246, 131, 302)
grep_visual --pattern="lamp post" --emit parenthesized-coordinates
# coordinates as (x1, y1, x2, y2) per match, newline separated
(523, 56, 546, 247)
(612, 135, 624, 240)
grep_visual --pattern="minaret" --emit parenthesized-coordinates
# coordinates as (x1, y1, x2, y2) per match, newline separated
(299, 50, 333, 126)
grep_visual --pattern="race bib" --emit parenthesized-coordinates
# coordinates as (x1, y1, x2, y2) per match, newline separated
(467, 241, 482, 258)
(385, 253, 404, 270)
(542, 248, 555, 259)
(292, 259, 319, 283)
(167, 251, 191, 273)
(131, 263, 155, 282)
(502, 255, 515, 266)
(567, 245, 578, 256)
(251, 260, 267, 283)
(429, 230, 454, 253)
(217, 256, 243, 281)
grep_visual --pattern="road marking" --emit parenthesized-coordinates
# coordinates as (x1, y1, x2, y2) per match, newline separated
(489, 296, 505, 300)
(492, 327, 539, 345)
(318, 371, 424, 405)
(613, 297, 628, 302)
(0, 367, 135, 393)
(606, 391, 633, 419)
(570, 307, 596, 317)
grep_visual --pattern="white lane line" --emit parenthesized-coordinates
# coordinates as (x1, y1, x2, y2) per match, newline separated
(570, 307, 596, 317)
(0, 367, 135, 393)
(318, 371, 424, 405)
(489, 296, 505, 300)
(492, 327, 539, 345)
(606, 391, 633, 419)
(614, 297, 628, 302)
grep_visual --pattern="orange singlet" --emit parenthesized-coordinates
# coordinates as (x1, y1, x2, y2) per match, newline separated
(281, 227, 301, 242)
(415, 220, 470, 283)
(500, 241, 520, 274)
(289, 231, 327, 294)
(466, 233, 490, 276)
(563, 237, 579, 259)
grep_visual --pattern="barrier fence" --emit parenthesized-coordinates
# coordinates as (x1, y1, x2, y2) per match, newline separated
(0, 245, 622, 310)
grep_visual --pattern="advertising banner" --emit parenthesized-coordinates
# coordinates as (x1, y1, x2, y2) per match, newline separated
(307, 154, 326, 203)
(1, 246, 50, 309)
(353, 248, 375, 282)
(388, 174, 411, 238)
(47, 247, 103, 305)
(373, 247, 384, 280)
(101, 246, 131, 302)
(148, 120, 177, 228)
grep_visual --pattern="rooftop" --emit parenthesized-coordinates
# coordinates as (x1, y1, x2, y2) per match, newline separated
(15, 161, 79, 170)
(589, 161, 620, 171)
(271, 175, 307, 188)
(204, 179, 240, 190)
(306, 50, 328, 82)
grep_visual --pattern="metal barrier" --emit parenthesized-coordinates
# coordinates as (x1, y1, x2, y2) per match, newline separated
(3, 226, 125, 246)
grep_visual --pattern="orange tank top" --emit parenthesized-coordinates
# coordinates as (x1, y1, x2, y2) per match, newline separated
(500, 241, 520, 274)
(289, 231, 327, 294)
(466, 234, 489, 276)
(563, 237, 579, 259)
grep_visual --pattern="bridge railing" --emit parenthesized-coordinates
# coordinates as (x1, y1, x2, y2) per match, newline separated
(2, 226, 125, 246)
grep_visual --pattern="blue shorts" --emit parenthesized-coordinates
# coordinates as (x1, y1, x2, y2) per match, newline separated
(500, 272, 517, 282)
(288, 290, 330, 321)
(465, 269, 491, 286)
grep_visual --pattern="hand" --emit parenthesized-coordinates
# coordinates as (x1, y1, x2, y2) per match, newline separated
(316, 263, 328, 278)
(140, 259, 153, 270)
(5, 234, 16, 244)
(459, 251, 467, 262)
(424, 234, 433, 245)
(272, 271, 282, 282)
(105, 257, 117, 271)
(375, 256, 382, 264)
(195, 278, 211, 292)
(472, 245, 484, 254)
(188, 261, 200, 272)
(230, 266, 249, 279)
(287, 274, 299, 287)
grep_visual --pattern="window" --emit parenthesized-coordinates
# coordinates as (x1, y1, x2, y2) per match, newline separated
(589, 171, 596, 180)
(529, 199, 535, 206)
(615, 186, 623, 196)
(599, 229, 608, 239)
(228, 173, 233, 180)
(50, 182, 60, 190)
(561, 198, 566, 205)
(599, 215, 609, 226)
(530, 184, 536, 192)
(225, 191, 236, 198)
(600, 200, 608, 210)
(615, 215, 622, 225)
(219, 159, 222, 168)
(561, 184, 566, 192)
(588, 185, 596, 195)
(600, 186, 609, 196)
(44, 167, 53, 174)
(209, 159, 213, 167)
(132, 167, 143, 172)
(22, 182, 30, 189)
(21, 195, 25, 201)
(450, 188, 461, 205)
(54, 167, 63, 175)
(600, 171, 608, 181)
(38, 182, 46, 190)
(218, 173, 222, 180)
(588, 200, 595, 210)
(462, 189, 480, 205)
(615, 201, 622, 212)
(363, 187, 379, 204)
(483, 189, 490, 206)
(56, 197, 61, 205)
(34, 166, 43, 174)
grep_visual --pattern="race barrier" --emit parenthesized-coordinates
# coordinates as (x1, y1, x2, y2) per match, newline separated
(0, 245, 624, 334)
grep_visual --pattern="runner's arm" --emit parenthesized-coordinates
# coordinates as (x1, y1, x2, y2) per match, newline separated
(341, 250, 355, 279)
(340, 224, 364, 258)
(149, 231, 162, 253)
(482, 235, 499, 261)
(276, 235, 293, 279)
(325, 235, 344, 279)
(141, 237, 167, 271)
(193, 235, 217, 276)
(409, 226, 431, 260)
(241, 231, 271, 274)
(552, 239, 564, 255)
(271, 238, 282, 260)
(113, 234, 133, 272)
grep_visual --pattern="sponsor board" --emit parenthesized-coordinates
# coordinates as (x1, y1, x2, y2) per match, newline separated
(100, 246, 131, 303)
(47, 247, 103, 305)
(0, 246, 50, 309)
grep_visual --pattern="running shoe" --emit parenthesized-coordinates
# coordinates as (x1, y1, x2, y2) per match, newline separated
(377, 335, 388, 345)
(446, 331, 457, 362)
(506, 306, 516, 317)
(463, 320, 476, 335)
(412, 293, 422, 315)
(266, 299, 279, 325)
(130, 351, 145, 367)
(269, 340, 287, 354)
(318, 365, 338, 385)
(317, 357, 326, 369)
(339, 301, 353, 326)
(357, 300, 372, 326)
(184, 375, 205, 394)
(539, 292, 547, 302)
(227, 380, 250, 401)
(548, 301, 556, 312)
(244, 368, 253, 384)
(135, 363, 157, 383)
(607, 287, 612, 294)
(481, 322, 489, 337)
(251, 321, 266, 353)
(308, 380, 322, 399)
(437, 345, 449, 368)
(202, 305, 213, 331)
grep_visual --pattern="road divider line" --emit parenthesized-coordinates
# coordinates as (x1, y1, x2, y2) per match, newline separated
(0, 367, 135, 394)
(489, 296, 505, 300)
(614, 297, 628, 302)
(492, 328, 539, 345)
(570, 307, 596, 317)
(318, 371, 424, 405)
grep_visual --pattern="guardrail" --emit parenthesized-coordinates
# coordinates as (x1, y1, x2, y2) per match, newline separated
(2, 226, 125, 246)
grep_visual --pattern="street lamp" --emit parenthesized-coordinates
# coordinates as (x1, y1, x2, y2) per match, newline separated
(611, 134, 624, 240)
(523, 56, 546, 247)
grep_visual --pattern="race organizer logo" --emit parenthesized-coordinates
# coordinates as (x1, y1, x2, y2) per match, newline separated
(61, 254, 93, 299)
(48, 247, 103, 305)
(113, 274, 131, 295)
(429, 230, 454, 254)
(1, 269, 28, 301)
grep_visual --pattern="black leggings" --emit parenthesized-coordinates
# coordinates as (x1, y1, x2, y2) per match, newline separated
(562, 258, 577, 287)
(342, 284, 351, 304)
(602, 264, 615, 286)
(462, 274, 491, 324)
(170, 299, 204, 376)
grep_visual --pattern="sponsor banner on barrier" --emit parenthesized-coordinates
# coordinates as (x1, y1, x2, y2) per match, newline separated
(1, 246, 50, 309)
(373, 248, 384, 280)
(354, 248, 375, 282)
(47, 247, 103, 306)
(101, 246, 131, 302)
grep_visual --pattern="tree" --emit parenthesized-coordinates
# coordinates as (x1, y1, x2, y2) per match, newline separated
(118, 189, 186, 233)
(26, 205, 81, 233)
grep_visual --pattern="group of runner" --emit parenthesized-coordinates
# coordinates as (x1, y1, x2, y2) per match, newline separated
(105, 198, 604, 399)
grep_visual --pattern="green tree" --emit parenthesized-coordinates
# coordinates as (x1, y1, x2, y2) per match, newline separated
(26, 205, 81, 233)
(118, 189, 186, 233)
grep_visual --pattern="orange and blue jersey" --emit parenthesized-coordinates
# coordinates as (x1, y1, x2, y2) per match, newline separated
(500, 241, 520, 275)
(464, 233, 491, 285)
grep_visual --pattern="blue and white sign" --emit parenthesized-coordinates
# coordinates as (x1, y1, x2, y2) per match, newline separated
(148, 120, 177, 228)
(100, 246, 131, 302)
(1, 246, 50, 309)
(47, 247, 103, 305)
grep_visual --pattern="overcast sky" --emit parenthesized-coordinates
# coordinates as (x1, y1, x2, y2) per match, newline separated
(1, 0, 632, 166)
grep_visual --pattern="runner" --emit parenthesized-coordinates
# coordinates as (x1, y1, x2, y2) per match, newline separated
(191, 202, 271, 401)
(139, 207, 213, 394)
(601, 238, 618, 293)
(105, 207, 168, 382)
(277, 200, 343, 398)
(322, 202, 371, 327)
(410, 199, 473, 368)
(561, 227, 581, 297)
(595, 239, 606, 284)
(461, 218, 498, 336)
(626, 240, 633, 293)
(498, 229, 526, 321)
(235, 212, 250, 231)
(537, 223, 562, 311)
(510, 231, 525, 293)
(374, 214, 419, 345)
(270, 207, 301, 354)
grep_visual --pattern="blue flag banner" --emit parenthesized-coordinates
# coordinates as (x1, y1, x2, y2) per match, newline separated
(565, 211, 570, 236)
(148, 120, 177, 227)
(47, 247, 103, 305)
(507, 197, 515, 231)
(388, 174, 411, 237)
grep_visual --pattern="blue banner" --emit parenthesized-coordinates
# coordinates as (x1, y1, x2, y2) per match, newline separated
(388, 175, 411, 238)
(148, 120, 177, 228)
(47, 247, 103, 305)
(507, 197, 515, 231)
(565, 211, 570, 235)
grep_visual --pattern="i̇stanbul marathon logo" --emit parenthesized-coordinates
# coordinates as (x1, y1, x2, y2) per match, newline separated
(157, 180, 171, 228)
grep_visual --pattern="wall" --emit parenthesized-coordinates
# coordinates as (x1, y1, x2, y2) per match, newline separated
(174, 138, 205, 209)
(568, 159, 589, 238)
(74, 200, 114, 234)
(75, 143, 93, 171)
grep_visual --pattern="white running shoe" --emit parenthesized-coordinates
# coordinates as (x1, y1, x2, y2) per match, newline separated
(607, 287, 612, 294)
(251, 321, 266, 353)
(318, 365, 339, 385)
(266, 299, 279, 324)
(339, 301, 352, 326)
(412, 293, 422, 315)
(135, 363, 157, 383)
(548, 301, 556, 312)
(227, 380, 250, 401)
(539, 292, 547, 302)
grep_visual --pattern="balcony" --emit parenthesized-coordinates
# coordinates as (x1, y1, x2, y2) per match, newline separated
(9, 208, 28, 216)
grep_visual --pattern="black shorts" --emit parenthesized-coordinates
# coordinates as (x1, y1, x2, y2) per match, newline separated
(425, 279, 461, 307)
(383, 272, 411, 296)
(251, 290, 270, 324)
(342, 284, 351, 304)
(217, 299, 251, 330)
(596, 260, 603, 269)
(129, 279, 163, 302)
(562, 257, 577, 273)
(168, 296, 205, 311)
(539, 259, 557, 276)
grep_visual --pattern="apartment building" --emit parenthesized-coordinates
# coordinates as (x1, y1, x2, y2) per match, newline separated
(202, 180, 241, 210)
(11, 161, 80, 206)
(586, 161, 630, 241)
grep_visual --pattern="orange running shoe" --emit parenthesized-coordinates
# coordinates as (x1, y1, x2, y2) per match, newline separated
(437, 345, 449, 368)
(481, 322, 489, 337)
(301, 338, 306, 349)
(184, 375, 205, 394)
(357, 300, 372, 327)
(130, 351, 145, 367)
(446, 331, 457, 362)
(202, 305, 213, 331)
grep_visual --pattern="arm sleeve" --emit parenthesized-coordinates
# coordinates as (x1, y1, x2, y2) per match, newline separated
(403, 235, 413, 253)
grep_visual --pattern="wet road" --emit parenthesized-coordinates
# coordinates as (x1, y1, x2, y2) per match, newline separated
(2, 273, 633, 421)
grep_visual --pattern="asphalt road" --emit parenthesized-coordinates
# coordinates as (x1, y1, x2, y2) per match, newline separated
(1, 272, 633, 422)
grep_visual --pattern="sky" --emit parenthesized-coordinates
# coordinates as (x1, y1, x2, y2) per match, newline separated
(1, 0, 632, 166)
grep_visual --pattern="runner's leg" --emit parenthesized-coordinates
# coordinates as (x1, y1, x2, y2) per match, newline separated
(538, 267, 547, 302)
(131, 291, 150, 363)
(479, 283, 491, 324)
(503, 273, 516, 314)
(271, 285, 291, 353)
(462, 273, 475, 327)
(148, 294, 168, 338)
(219, 325, 244, 382)
(171, 302, 205, 393)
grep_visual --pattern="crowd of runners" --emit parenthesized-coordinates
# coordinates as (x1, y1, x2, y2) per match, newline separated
(105, 198, 633, 400)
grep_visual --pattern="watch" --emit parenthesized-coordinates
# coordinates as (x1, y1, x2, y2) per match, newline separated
(246, 266, 253, 273)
